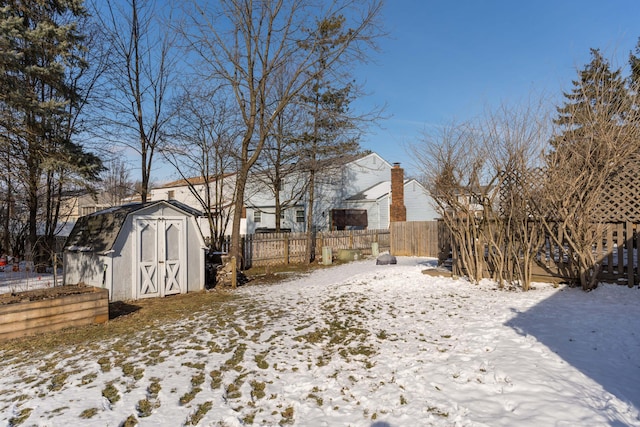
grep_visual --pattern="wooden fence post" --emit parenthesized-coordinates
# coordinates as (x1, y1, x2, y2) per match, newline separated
(231, 256, 237, 289)
(627, 221, 634, 288)
(284, 235, 290, 265)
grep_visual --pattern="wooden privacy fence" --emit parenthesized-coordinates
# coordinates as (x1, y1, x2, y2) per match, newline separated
(535, 222, 640, 286)
(444, 221, 640, 287)
(208, 229, 390, 268)
(389, 221, 444, 258)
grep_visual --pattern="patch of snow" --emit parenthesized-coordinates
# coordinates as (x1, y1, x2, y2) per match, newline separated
(0, 257, 639, 426)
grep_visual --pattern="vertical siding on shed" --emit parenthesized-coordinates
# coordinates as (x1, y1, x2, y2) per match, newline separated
(186, 217, 205, 292)
(63, 251, 103, 287)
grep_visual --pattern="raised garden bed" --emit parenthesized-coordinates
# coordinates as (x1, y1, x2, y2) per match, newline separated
(0, 285, 109, 341)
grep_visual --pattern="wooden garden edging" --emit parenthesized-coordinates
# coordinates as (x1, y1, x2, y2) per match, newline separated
(0, 286, 109, 341)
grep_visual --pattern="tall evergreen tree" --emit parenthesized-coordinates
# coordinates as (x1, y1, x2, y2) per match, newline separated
(630, 38, 640, 90)
(551, 48, 630, 153)
(0, 0, 102, 266)
(298, 15, 361, 262)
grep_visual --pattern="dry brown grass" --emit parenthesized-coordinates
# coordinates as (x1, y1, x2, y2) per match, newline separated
(0, 263, 334, 355)
(1, 285, 239, 354)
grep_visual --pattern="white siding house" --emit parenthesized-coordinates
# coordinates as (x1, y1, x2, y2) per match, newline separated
(150, 152, 439, 237)
(149, 174, 238, 238)
(343, 178, 439, 229)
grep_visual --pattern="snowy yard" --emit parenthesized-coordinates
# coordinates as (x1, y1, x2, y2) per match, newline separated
(1, 257, 639, 426)
(0, 260, 63, 295)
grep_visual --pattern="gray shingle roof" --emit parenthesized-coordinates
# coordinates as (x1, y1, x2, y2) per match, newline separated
(64, 200, 202, 254)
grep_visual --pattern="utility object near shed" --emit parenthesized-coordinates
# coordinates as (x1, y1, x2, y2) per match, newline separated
(63, 201, 206, 301)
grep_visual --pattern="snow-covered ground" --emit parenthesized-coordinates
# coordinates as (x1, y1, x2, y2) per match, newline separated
(0, 267, 63, 294)
(1, 257, 639, 426)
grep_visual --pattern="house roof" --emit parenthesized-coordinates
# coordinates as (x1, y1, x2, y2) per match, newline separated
(349, 152, 393, 169)
(156, 173, 235, 189)
(65, 200, 202, 254)
(155, 152, 387, 191)
(344, 179, 428, 203)
(345, 181, 392, 202)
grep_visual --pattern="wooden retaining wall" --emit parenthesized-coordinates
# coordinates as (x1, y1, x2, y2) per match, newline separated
(0, 287, 109, 341)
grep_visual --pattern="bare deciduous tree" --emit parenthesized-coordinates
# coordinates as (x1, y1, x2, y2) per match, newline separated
(413, 121, 491, 283)
(414, 97, 550, 290)
(250, 69, 308, 233)
(479, 101, 549, 290)
(162, 87, 240, 251)
(182, 0, 383, 265)
(100, 158, 135, 206)
(94, 0, 178, 202)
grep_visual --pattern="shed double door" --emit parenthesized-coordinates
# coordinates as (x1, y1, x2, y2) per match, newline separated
(135, 217, 186, 299)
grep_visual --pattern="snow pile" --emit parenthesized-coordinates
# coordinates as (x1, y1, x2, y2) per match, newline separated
(0, 257, 639, 426)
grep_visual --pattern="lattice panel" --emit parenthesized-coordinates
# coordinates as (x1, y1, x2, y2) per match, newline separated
(593, 153, 640, 223)
(498, 154, 640, 223)
(497, 169, 545, 219)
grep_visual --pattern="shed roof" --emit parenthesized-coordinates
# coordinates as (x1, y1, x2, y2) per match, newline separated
(65, 200, 202, 254)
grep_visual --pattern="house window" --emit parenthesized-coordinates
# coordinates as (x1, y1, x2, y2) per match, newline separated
(168, 190, 175, 200)
(296, 209, 305, 223)
(81, 206, 98, 216)
(254, 210, 261, 223)
(470, 195, 483, 205)
(280, 211, 285, 220)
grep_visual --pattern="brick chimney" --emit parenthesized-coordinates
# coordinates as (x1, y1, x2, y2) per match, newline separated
(390, 163, 406, 222)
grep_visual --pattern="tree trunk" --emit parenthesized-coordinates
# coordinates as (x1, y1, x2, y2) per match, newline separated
(304, 168, 316, 263)
(230, 166, 249, 274)
(274, 179, 282, 232)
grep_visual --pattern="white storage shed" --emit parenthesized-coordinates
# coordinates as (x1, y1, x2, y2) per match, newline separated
(63, 200, 206, 301)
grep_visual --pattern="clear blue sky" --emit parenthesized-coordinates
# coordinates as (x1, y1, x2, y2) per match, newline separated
(356, 0, 640, 176)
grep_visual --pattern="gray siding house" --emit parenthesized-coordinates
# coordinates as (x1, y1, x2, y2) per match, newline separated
(63, 200, 206, 301)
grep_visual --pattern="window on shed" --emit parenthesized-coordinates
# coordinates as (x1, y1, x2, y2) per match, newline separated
(166, 224, 179, 260)
(296, 209, 305, 223)
(254, 210, 261, 223)
(140, 223, 155, 263)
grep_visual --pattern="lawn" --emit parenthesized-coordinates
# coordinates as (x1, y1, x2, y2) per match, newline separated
(1, 257, 639, 426)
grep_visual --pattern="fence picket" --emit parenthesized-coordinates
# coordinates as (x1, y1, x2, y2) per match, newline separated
(389, 221, 440, 257)
(439, 220, 640, 287)
(204, 229, 391, 269)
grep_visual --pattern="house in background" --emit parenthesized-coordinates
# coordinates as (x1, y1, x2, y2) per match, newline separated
(341, 166, 437, 228)
(243, 152, 439, 233)
(149, 173, 237, 238)
(148, 152, 439, 239)
(61, 192, 126, 223)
